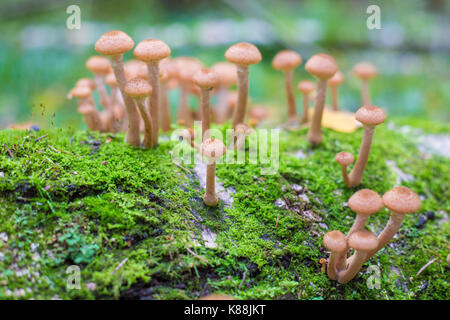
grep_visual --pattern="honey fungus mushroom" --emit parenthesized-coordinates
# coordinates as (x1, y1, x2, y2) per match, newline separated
(201, 137, 226, 207)
(71, 86, 102, 131)
(347, 189, 383, 236)
(323, 230, 348, 280)
(334, 151, 354, 187)
(353, 62, 377, 106)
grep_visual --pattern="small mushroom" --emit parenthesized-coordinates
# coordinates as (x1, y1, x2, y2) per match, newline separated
(193, 68, 219, 141)
(337, 230, 378, 284)
(134, 39, 171, 146)
(323, 230, 348, 280)
(248, 105, 269, 124)
(201, 137, 226, 207)
(347, 189, 383, 236)
(234, 123, 251, 150)
(86, 55, 112, 110)
(297, 80, 315, 124)
(327, 71, 344, 111)
(124, 78, 153, 148)
(347, 105, 386, 187)
(179, 127, 200, 151)
(71, 86, 102, 131)
(211, 62, 237, 124)
(95, 30, 141, 146)
(353, 62, 377, 106)
(225, 42, 262, 129)
(272, 50, 302, 125)
(334, 151, 354, 187)
(304, 53, 338, 145)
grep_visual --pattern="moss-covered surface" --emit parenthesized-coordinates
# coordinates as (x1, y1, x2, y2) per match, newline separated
(0, 118, 448, 300)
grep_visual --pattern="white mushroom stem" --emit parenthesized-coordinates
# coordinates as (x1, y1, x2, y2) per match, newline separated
(337, 250, 368, 284)
(301, 92, 310, 124)
(133, 97, 153, 148)
(200, 89, 211, 141)
(347, 215, 368, 237)
(160, 81, 171, 132)
(232, 65, 249, 129)
(361, 80, 370, 106)
(307, 79, 327, 145)
(146, 61, 160, 146)
(284, 70, 298, 123)
(327, 251, 348, 280)
(348, 125, 375, 186)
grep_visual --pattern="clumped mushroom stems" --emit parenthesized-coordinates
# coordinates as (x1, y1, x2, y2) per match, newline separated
(211, 62, 237, 124)
(124, 78, 153, 148)
(201, 137, 226, 207)
(95, 30, 141, 147)
(69, 86, 102, 131)
(272, 50, 302, 125)
(327, 71, 344, 111)
(304, 53, 338, 145)
(193, 68, 219, 142)
(134, 39, 171, 146)
(334, 151, 354, 188)
(297, 80, 315, 124)
(347, 189, 383, 236)
(347, 105, 386, 187)
(353, 62, 377, 106)
(323, 230, 348, 280)
(225, 42, 262, 129)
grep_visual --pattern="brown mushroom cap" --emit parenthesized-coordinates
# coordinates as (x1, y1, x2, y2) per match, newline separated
(249, 105, 268, 121)
(86, 56, 111, 75)
(382, 187, 421, 214)
(328, 71, 344, 86)
(348, 189, 383, 216)
(225, 42, 262, 66)
(124, 60, 148, 80)
(193, 68, 219, 89)
(272, 50, 302, 71)
(211, 62, 237, 86)
(71, 86, 92, 99)
(77, 102, 95, 114)
(201, 138, 226, 160)
(76, 78, 96, 90)
(355, 105, 386, 126)
(305, 53, 338, 79)
(323, 230, 347, 252)
(335, 151, 354, 166)
(105, 73, 117, 87)
(353, 62, 377, 80)
(235, 123, 251, 135)
(95, 30, 134, 56)
(175, 57, 204, 83)
(348, 230, 378, 251)
(124, 78, 152, 98)
(297, 80, 315, 94)
(133, 39, 171, 62)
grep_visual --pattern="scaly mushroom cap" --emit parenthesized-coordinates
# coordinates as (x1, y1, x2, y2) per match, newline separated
(353, 62, 377, 80)
(86, 56, 111, 75)
(105, 73, 117, 87)
(297, 80, 315, 94)
(225, 42, 262, 66)
(95, 30, 134, 56)
(382, 187, 421, 214)
(328, 71, 344, 86)
(211, 62, 237, 86)
(124, 78, 152, 98)
(175, 57, 204, 83)
(193, 68, 219, 89)
(124, 60, 148, 80)
(305, 53, 338, 79)
(133, 39, 171, 62)
(348, 230, 378, 251)
(355, 105, 386, 126)
(335, 151, 354, 166)
(201, 137, 226, 160)
(249, 105, 268, 121)
(323, 230, 348, 253)
(348, 189, 383, 216)
(272, 50, 302, 71)
(76, 78, 96, 90)
(71, 86, 92, 99)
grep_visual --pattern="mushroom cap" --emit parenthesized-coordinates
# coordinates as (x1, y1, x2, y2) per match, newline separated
(225, 42, 262, 66)
(77, 102, 95, 114)
(86, 56, 111, 75)
(328, 71, 344, 86)
(211, 62, 237, 86)
(348, 189, 383, 216)
(355, 105, 386, 126)
(160, 58, 177, 79)
(335, 151, 354, 166)
(272, 50, 302, 71)
(305, 53, 338, 79)
(323, 230, 347, 252)
(95, 30, 134, 56)
(297, 80, 315, 94)
(235, 123, 251, 135)
(193, 68, 219, 89)
(175, 57, 204, 83)
(124, 78, 152, 98)
(348, 230, 378, 251)
(71, 86, 92, 99)
(105, 73, 117, 86)
(353, 62, 377, 80)
(201, 138, 226, 160)
(124, 60, 148, 80)
(249, 105, 268, 121)
(382, 186, 421, 214)
(75, 78, 96, 90)
(133, 39, 171, 62)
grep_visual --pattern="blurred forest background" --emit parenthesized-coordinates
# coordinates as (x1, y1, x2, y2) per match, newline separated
(0, 0, 449, 129)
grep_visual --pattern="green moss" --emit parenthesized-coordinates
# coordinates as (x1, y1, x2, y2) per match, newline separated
(0, 121, 448, 300)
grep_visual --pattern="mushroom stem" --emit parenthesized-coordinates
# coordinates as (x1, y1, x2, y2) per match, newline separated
(330, 85, 339, 111)
(134, 97, 153, 148)
(284, 69, 298, 123)
(204, 162, 218, 206)
(327, 251, 348, 280)
(307, 79, 327, 145)
(146, 61, 160, 146)
(340, 164, 351, 188)
(348, 125, 375, 187)
(347, 215, 368, 236)
(337, 250, 367, 284)
(301, 92, 310, 124)
(232, 65, 249, 129)
(178, 85, 193, 127)
(361, 80, 370, 106)
(94, 75, 114, 131)
(215, 86, 229, 124)
(110, 55, 141, 146)
(200, 89, 211, 141)
(160, 81, 171, 132)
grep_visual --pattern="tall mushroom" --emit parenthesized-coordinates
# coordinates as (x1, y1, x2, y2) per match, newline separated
(347, 105, 386, 187)
(193, 68, 219, 142)
(323, 230, 348, 280)
(327, 71, 344, 111)
(124, 78, 153, 148)
(225, 42, 262, 129)
(297, 80, 315, 124)
(347, 189, 383, 236)
(95, 30, 141, 146)
(201, 137, 226, 207)
(353, 62, 377, 106)
(304, 53, 338, 145)
(134, 39, 171, 146)
(335, 151, 354, 188)
(337, 230, 378, 284)
(211, 62, 237, 124)
(272, 50, 302, 125)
